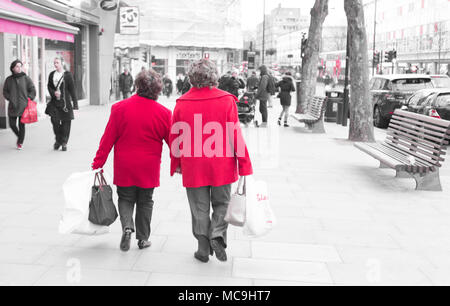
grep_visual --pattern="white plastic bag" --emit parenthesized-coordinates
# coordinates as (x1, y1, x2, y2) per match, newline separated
(225, 177, 247, 227)
(59, 169, 111, 236)
(243, 176, 276, 237)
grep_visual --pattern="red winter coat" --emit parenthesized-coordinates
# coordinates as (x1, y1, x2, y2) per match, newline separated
(170, 87, 253, 188)
(92, 95, 172, 189)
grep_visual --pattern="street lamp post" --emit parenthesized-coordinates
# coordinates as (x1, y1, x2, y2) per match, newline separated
(372, 0, 378, 76)
(262, 0, 266, 65)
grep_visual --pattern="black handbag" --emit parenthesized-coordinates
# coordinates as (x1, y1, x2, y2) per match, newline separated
(88, 172, 118, 226)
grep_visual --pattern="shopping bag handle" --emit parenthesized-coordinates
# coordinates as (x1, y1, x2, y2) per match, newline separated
(93, 171, 108, 190)
(236, 176, 246, 196)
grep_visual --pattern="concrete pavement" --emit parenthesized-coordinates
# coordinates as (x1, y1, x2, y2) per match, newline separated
(0, 95, 449, 286)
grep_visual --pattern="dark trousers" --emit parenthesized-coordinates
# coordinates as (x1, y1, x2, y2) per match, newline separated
(51, 118, 71, 145)
(259, 100, 268, 123)
(186, 184, 232, 248)
(9, 116, 25, 145)
(122, 91, 131, 99)
(117, 186, 155, 241)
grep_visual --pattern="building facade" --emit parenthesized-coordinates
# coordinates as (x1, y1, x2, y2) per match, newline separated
(0, 0, 119, 129)
(365, 0, 450, 74)
(277, 26, 347, 71)
(255, 5, 309, 66)
(114, 0, 243, 86)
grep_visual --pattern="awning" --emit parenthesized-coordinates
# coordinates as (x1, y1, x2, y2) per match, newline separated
(0, 0, 79, 43)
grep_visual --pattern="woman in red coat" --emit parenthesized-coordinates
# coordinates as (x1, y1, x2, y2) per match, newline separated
(92, 69, 172, 252)
(170, 59, 253, 263)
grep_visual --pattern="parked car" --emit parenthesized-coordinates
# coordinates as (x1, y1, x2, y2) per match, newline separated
(403, 88, 450, 120)
(370, 74, 433, 128)
(430, 75, 450, 88)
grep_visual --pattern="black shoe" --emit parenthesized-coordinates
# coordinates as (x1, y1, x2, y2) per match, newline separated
(138, 240, 152, 250)
(194, 251, 210, 263)
(194, 236, 212, 263)
(278, 119, 281, 126)
(62, 144, 67, 152)
(210, 239, 227, 262)
(54, 142, 61, 151)
(120, 229, 132, 252)
(284, 123, 290, 127)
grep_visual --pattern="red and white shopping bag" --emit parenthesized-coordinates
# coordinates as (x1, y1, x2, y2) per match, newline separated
(243, 176, 276, 237)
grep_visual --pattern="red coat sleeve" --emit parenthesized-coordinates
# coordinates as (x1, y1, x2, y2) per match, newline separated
(169, 104, 182, 176)
(92, 105, 119, 170)
(228, 100, 253, 177)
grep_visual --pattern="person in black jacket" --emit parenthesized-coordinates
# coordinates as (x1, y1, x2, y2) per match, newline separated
(2, 60, 36, 150)
(119, 68, 134, 99)
(276, 72, 296, 127)
(221, 70, 245, 98)
(181, 74, 191, 95)
(45, 57, 78, 152)
(246, 71, 259, 92)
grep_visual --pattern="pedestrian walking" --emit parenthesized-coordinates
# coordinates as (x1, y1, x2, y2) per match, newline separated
(162, 74, 173, 98)
(255, 65, 270, 127)
(45, 57, 78, 152)
(267, 72, 277, 108)
(176, 74, 184, 95)
(92, 69, 172, 252)
(276, 72, 296, 127)
(2, 60, 36, 150)
(170, 59, 253, 263)
(181, 74, 191, 95)
(221, 70, 245, 98)
(246, 71, 259, 92)
(119, 68, 134, 99)
(218, 71, 232, 92)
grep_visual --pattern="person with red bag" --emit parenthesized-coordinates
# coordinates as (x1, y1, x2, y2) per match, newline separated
(2, 60, 36, 150)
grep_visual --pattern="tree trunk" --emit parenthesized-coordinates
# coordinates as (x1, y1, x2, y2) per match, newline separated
(297, 0, 328, 114)
(344, 0, 375, 142)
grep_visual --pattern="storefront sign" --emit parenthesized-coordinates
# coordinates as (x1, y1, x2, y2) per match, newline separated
(120, 7, 140, 35)
(176, 50, 202, 60)
(100, 0, 119, 11)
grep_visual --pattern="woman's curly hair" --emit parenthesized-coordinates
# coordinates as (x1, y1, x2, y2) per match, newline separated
(135, 69, 163, 100)
(188, 59, 219, 89)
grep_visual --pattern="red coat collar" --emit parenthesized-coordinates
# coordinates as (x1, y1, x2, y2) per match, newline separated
(177, 87, 238, 102)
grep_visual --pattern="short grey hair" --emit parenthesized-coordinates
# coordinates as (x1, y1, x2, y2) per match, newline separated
(188, 59, 219, 89)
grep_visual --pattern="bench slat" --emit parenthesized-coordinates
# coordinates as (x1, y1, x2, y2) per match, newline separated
(388, 128, 449, 149)
(367, 143, 433, 173)
(383, 142, 440, 169)
(394, 110, 450, 129)
(386, 133, 446, 156)
(389, 122, 447, 145)
(391, 115, 450, 136)
(385, 137, 445, 163)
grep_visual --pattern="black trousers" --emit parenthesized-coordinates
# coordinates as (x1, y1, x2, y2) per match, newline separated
(117, 186, 155, 241)
(186, 184, 232, 248)
(9, 116, 25, 145)
(51, 118, 72, 145)
(259, 100, 268, 123)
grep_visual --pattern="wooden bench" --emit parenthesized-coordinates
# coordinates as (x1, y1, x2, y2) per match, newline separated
(355, 109, 450, 191)
(291, 96, 327, 133)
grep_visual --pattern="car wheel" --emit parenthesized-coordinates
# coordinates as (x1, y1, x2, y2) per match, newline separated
(374, 107, 389, 129)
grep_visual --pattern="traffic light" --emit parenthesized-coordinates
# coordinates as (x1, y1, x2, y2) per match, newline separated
(392, 50, 397, 60)
(151, 55, 156, 67)
(142, 51, 148, 63)
(373, 51, 380, 65)
(384, 51, 391, 63)
(384, 50, 397, 63)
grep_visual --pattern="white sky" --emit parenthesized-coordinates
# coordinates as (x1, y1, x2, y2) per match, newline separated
(241, 0, 347, 31)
